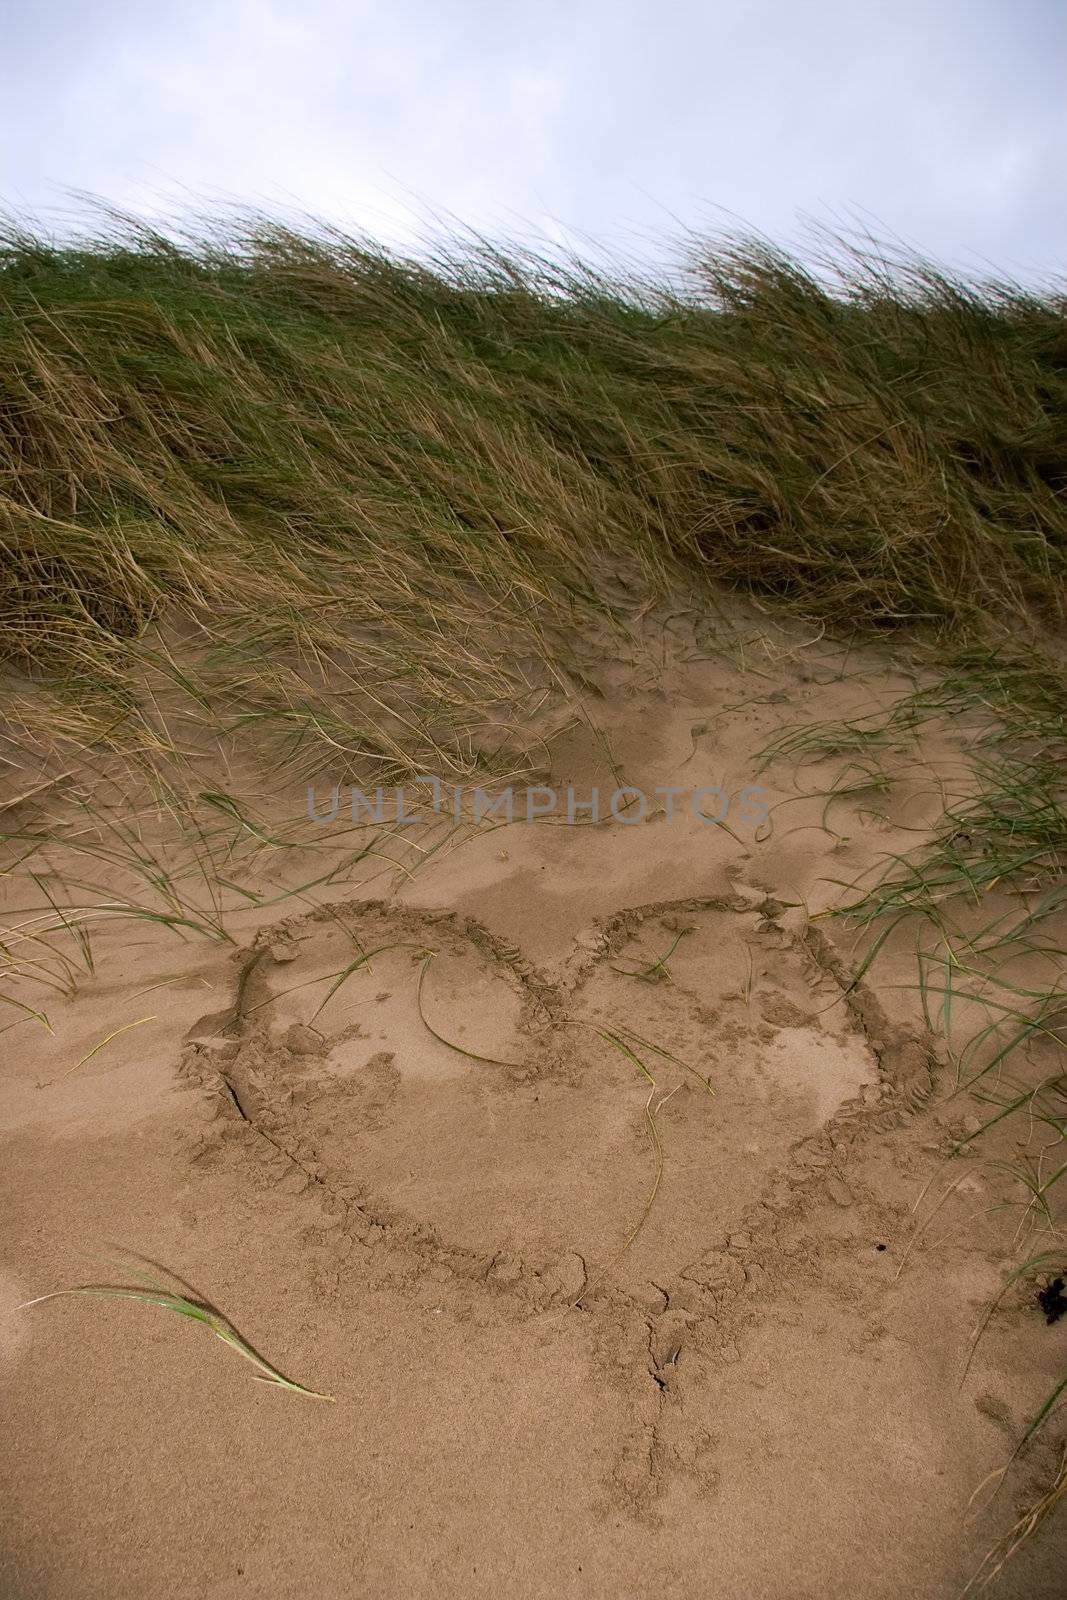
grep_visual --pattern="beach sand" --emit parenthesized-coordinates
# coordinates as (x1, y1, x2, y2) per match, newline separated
(2, 603, 1064, 1598)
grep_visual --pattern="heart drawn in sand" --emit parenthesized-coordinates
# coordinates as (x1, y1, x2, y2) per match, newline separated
(181, 892, 927, 1312)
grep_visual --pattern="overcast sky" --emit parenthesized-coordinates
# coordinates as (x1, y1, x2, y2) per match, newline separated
(3, 0, 1065, 280)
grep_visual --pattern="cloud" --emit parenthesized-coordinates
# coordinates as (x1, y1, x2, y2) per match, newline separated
(3, 0, 1064, 279)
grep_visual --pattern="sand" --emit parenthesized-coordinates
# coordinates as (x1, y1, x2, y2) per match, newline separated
(2, 604, 1065, 1598)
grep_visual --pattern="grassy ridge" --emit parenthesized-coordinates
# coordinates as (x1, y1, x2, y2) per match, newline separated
(2, 217, 1066, 780)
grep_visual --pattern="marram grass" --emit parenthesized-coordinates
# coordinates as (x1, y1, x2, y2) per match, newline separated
(2, 212, 1066, 792)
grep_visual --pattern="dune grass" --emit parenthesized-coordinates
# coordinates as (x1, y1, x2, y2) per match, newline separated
(2, 212, 1066, 794)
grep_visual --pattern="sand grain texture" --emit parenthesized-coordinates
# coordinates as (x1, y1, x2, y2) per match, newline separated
(2, 611, 1064, 1598)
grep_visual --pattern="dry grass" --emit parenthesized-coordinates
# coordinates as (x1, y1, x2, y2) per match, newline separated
(2, 212, 1065, 796)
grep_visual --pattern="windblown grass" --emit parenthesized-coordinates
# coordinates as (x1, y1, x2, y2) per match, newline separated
(2, 210, 1066, 794)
